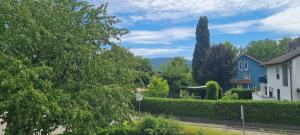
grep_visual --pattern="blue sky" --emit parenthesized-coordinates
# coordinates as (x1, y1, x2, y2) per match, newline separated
(88, 0, 300, 60)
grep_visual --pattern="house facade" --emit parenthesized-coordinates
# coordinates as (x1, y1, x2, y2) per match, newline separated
(230, 54, 266, 90)
(257, 47, 300, 101)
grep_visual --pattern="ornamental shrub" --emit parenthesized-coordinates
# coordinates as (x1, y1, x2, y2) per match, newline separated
(229, 88, 252, 99)
(205, 81, 221, 99)
(221, 91, 239, 100)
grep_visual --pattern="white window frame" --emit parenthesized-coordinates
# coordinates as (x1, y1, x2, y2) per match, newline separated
(276, 67, 280, 79)
(239, 61, 243, 71)
(244, 61, 248, 70)
(244, 73, 250, 79)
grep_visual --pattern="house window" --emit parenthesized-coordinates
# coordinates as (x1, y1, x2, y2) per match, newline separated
(244, 61, 248, 70)
(277, 89, 281, 100)
(282, 64, 288, 86)
(264, 86, 267, 96)
(276, 67, 280, 79)
(244, 73, 250, 79)
(237, 84, 243, 89)
(239, 61, 243, 71)
(269, 87, 273, 97)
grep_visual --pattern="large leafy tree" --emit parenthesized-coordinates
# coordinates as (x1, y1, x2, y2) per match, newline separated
(201, 44, 236, 87)
(224, 41, 239, 57)
(135, 57, 154, 87)
(0, 0, 140, 134)
(0, 53, 64, 134)
(192, 16, 210, 85)
(160, 57, 191, 98)
(244, 37, 293, 62)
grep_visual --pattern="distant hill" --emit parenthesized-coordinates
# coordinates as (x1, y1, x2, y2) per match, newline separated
(148, 57, 192, 70)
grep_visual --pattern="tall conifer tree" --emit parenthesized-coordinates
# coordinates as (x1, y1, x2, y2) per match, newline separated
(192, 16, 210, 85)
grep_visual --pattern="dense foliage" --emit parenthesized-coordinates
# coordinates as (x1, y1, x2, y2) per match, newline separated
(201, 44, 236, 87)
(137, 115, 180, 135)
(229, 89, 252, 99)
(138, 97, 300, 125)
(135, 58, 154, 87)
(98, 115, 237, 135)
(144, 75, 169, 97)
(224, 41, 239, 57)
(205, 81, 221, 100)
(192, 16, 210, 85)
(244, 37, 293, 62)
(160, 57, 192, 98)
(0, 0, 147, 134)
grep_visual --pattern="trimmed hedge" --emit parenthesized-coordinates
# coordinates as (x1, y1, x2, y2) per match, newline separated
(137, 97, 300, 125)
(229, 89, 252, 99)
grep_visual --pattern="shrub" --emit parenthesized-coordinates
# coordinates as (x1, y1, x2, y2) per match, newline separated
(205, 81, 221, 100)
(221, 91, 239, 100)
(180, 90, 192, 99)
(136, 115, 180, 135)
(144, 75, 169, 97)
(138, 97, 300, 125)
(98, 126, 138, 135)
(229, 88, 252, 99)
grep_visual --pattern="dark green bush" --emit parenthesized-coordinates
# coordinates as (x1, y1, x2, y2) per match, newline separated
(138, 97, 300, 125)
(229, 88, 252, 99)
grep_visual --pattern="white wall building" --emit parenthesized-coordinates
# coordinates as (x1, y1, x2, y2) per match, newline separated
(254, 47, 300, 101)
(261, 48, 300, 101)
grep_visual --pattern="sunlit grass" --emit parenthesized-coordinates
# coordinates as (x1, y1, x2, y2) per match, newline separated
(182, 124, 241, 135)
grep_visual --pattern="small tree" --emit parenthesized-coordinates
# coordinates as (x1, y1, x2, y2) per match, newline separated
(160, 57, 191, 98)
(144, 76, 169, 97)
(205, 81, 221, 100)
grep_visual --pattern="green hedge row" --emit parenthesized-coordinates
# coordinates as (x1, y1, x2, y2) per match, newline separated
(229, 89, 252, 99)
(136, 97, 300, 125)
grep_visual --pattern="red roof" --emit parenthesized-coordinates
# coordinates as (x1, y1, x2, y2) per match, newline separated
(230, 79, 251, 84)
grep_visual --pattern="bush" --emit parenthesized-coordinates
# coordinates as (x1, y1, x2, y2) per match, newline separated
(144, 75, 169, 97)
(229, 88, 252, 99)
(99, 115, 240, 135)
(180, 90, 193, 99)
(98, 126, 138, 135)
(136, 115, 180, 135)
(221, 91, 239, 100)
(138, 97, 300, 125)
(205, 81, 221, 100)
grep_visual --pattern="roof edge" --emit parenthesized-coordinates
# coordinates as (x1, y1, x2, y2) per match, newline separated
(233, 54, 263, 64)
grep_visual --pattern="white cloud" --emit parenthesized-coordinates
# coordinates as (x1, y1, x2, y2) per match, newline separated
(259, 5, 300, 34)
(210, 20, 259, 34)
(210, 4, 300, 35)
(121, 27, 194, 44)
(93, 0, 299, 22)
(129, 48, 185, 56)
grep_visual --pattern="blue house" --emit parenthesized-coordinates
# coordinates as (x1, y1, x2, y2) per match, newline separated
(230, 54, 266, 90)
